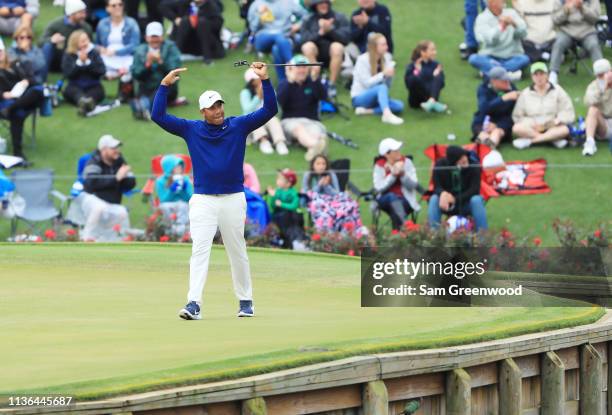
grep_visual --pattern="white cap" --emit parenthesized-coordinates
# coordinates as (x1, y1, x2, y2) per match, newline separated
(145, 21, 164, 37)
(244, 68, 259, 83)
(199, 90, 224, 110)
(98, 134, 122, 150)
(378, 137, 403, 156)
(65, 0, 86, 16)
(482, 149, 505, 169)
(593, 58, 611, 76)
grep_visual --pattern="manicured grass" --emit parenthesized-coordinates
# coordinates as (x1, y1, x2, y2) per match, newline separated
(0, 0, 611, 243)
(0, 244, 603, 399)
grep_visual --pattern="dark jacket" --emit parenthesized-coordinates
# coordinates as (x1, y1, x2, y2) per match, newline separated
(62, 47, 106, 90)
(41, 16, 94, 49)
(471, 80, 517, 135)
(131, 40, 182, 95)
(159, 0, 224, 23)
(404, 59, 445, 90)
(0, 60, 35, 94)
(432, 147, 481, 216)
(277, 76, 326, 120)
(350, 3, 393, 53)
(83, 150, 136, 204)
(300, 9, 351, 45)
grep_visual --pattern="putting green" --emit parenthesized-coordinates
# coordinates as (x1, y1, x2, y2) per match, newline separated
(0, 244, 603, 400)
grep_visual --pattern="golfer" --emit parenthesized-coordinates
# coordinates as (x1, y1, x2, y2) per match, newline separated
(151, 62, 276, 320)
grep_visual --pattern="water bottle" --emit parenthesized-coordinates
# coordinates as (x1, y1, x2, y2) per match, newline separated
(0, 136, 6, 154)
(577, 116, 585, 135)
(40, 86, 53, 117)
(482, 115, 491, 132)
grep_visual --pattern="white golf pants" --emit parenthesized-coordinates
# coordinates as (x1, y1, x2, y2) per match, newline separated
(187, 192, 252, 304)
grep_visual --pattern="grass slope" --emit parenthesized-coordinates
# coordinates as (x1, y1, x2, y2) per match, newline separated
(0, 244, 602, 399)
(0, 0, 611, 243)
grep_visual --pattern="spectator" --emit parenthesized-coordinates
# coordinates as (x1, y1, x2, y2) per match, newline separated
(125, 0, 162, 24)
(266, 168, 305, 249)
(240, 68, 289, 155)
(0, 37, 43, 165)
(303, 154, 363, 233)
(95, 0, 141, 80)
(351, 32, 404, 125)
(461, 0, 486, 59)
(583, 58, 612, 156)
(243, 162, 261, 193)
(468, 0, 530, 80)
(81, 134, 135, 241)
(62, 30, 106, 116)
(373, 138, 421, 230)
(247, 0, 305, 81)
(512, 62, 575, 149)
(471, 66, 520, 148)
(159, 0, 225, 65)
(0, 0, 37, 36)
(549, 0, 603, 85)
(300, 0, 350, 99)
(277, 54, 328, 161)
(131, 21, 181, 120)
(9, 25, 46, 85)
(155, 154, 193, 235)
(404, 40, 447, 113)
(513, 0, 556, 62)
(350, 0, 393, 54)
(428, 145, 488, 232)
(41, 0, 93, 73)
(0, 169, 16, 219)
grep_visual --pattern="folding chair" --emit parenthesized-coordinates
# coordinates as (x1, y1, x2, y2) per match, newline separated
(10, 169, 68, 237)
(141, 154, 192, 206)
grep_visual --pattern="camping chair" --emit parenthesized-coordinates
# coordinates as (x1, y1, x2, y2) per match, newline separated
(0, 90, 45, 150)
(10, 169, 68, 237)
(566, 15, 608, 76)
(141, 154, 192, 207)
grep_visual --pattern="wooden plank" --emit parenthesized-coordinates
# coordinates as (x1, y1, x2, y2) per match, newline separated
(514, 355, 539, 378)
(499, 358, 521, 415)
(556, 347, 579, 370)
(265, 385, 360, 415)
(580, 344, 603, 415)
(241, 398, 266, 415)
(470, 384, 497, 415)
(564, 400, 579, 415)
(386, 373, 444, 401)
(541, 351, 564, 415)
(466, 363, 497, 388)
(362, 381, 388, 415)
(446, 369, 470, 415)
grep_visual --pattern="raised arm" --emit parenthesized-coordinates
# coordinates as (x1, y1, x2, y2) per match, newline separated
(236, 63, 278, 133)
(151, 67, 190, 137)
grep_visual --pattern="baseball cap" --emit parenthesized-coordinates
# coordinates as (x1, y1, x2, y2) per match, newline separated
(278, 168, 297, 186)
(244, 68, 259, 83)
(65, 0, 86, 16)
(98, 134, 121, 150)
(487, 66, 511, 81)
(146, 21, 164, 37)
(593, 58, 611, 76)
(378, 137, 403, 156)
(530, 62, 548, 74)
(198, 90, 224, 110)
(289, 54, 309, 65)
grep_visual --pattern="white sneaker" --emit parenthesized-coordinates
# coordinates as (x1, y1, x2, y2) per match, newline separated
(552, 139, 568, 149)
(259, 140, 274, 155)
(381, 112, 404, 125)
(549, 71, 559, 85)
(354, 107, 371, 115)
(275, 141, 289, 155)
(582, 138, 597, 156)
(508, 70, 522, 82)
(512, 138, 532, 150)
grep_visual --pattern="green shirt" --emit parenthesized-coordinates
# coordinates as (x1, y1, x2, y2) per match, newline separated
(268, 187, 299, 213)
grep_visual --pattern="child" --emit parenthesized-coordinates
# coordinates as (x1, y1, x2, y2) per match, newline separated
(155, 155, 193, 235)
(266, 168, 305, 249)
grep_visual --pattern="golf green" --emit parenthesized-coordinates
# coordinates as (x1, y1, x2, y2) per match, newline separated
(0, 244, 602, 400)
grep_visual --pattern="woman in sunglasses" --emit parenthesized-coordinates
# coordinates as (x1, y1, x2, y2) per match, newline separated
(8, 25, 46, 84)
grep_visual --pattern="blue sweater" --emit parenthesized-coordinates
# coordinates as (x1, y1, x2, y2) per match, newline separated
(151, 79, 278, 195)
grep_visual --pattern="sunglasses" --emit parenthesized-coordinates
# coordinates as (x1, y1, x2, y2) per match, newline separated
(17, 36, 32, 40)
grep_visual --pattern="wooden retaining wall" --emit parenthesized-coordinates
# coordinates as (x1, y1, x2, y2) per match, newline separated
(5, 311, 612, 415)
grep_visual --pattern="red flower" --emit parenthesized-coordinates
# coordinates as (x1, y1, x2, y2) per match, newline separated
(489, 246, 498, 255)
(44, 229, 56, 240)
(170, 213, 178, 221)
(123, 235, 134, 242)
(181, 232, 191, 242)
(533, 237, 542, 247)
(66, 229, 76, 237)
(594, 229, 603, 238)
(508, 240, 515, 248)
(112, 223, 121, 233)
(147, 212, 160, 225)
(347, 249, 355, 256)
(527, 261, 535, 271)
(501, 229, 512, 239)
(343, 222, 355, 232)
(391, 229, 399, 235)
(311, 233, 321, 242)
(404, 220, 420, 232)
(159, 235, 170, 242)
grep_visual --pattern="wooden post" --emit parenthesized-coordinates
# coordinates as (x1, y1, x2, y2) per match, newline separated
(580, 344, 603, 415)
(499, 358, 521, 415)
(362, 380, 388, 415)
(541, 351, 565, 415)
(608, 342, 612, 415)
(446, 368, 471, 415)
(242, 397, 267, 415)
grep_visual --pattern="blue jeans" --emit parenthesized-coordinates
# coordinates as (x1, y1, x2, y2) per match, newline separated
(377, 192, 412, 230)
(351, 83, 404, 114)
(254, 32, 293, 81)
(468, 54, 530, 75)
(464, 0, 486, 49)
(428, 194, 488, 231)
